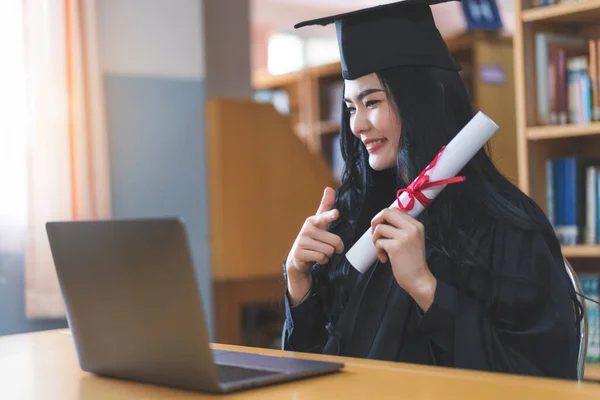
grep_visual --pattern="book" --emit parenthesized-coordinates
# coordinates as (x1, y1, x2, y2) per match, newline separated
(581, 274, 600, 363)
(567, 56, 591, 125)
(589, 39, 600, 121)
(535, 33, 586, 125)
(586, 166, 597, 244)
(546, 157, 600, 245)
(548, 44, 588, 125)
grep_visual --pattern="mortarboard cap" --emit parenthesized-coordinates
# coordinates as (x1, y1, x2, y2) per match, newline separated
(295, 0, 462, 80)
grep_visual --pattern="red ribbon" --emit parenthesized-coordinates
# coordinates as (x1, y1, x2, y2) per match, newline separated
(396, 146, 466, 211)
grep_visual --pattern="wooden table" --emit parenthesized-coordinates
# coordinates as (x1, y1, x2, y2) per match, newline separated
(1, 330, 600, 399)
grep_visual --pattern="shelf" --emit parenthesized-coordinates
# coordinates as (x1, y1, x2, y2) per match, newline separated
(446, 33, 475, 54)
(318, 121, 340, 135)
(311, 62, 342, 79)
(522, 0, 600, 24)
(293, 122, 312, 139)
(562, 245, 600, 258)
(526, 122, 600, 140)
(252, 69, 302, 90)
(445, 32, 512, 54)
(585, 363, 600, 381)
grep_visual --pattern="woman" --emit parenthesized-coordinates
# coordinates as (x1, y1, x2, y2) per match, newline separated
(282, 0, 582, 380)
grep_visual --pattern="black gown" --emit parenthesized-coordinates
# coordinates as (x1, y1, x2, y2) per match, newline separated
(281, 191, 580, 380)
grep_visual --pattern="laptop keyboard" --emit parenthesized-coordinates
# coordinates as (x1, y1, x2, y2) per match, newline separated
(216, 364, 281, 383)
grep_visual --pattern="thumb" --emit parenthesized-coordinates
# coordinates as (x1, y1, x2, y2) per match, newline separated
(316, 187, 336, 215)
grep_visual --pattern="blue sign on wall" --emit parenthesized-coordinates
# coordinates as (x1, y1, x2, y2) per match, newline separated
(461, 0, 503, 31)
(480, 65, 506, 86)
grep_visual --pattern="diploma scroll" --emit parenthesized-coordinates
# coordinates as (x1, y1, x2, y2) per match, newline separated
(345, 111, 500, 273)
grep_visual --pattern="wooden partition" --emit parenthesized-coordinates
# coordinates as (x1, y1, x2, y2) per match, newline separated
(471, 35, 519, 186)
(206, 99, 335, 344)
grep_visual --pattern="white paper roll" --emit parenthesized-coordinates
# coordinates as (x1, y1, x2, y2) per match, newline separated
(345, 111, 499, 273)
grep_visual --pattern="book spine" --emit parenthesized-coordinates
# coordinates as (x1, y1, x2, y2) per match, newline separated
(559, 49, 568, 125)
(578, 55, 592, 124)
(554, 159, 566, 243)
(586, 166, 598, 244)
(568, 57, 590, 125)
(568, 58, 579, 124)
(536, 33, 550, 125)
(590, 39, 600, 121)
(546, 159, 555, 227)
(565, 157, 578, 245)
(583, 74, 592, 124)
(582, 275, 600, 363)
(597, 170, 600, 243)
(597, 39, 600, 120)
(549, 61, 557, 125)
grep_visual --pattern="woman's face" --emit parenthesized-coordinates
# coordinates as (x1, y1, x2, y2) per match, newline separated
(344, 73, 401, 171)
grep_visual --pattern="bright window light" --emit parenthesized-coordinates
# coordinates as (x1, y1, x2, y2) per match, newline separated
(0, 0, 28, 251)
(304, 36, 340, 66)
(267, 33, 304, 75)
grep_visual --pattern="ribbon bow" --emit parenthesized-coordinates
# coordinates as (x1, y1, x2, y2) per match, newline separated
(396, 146, 466, 211)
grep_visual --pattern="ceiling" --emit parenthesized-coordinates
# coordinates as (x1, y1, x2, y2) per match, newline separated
(251, 0, 515, 39)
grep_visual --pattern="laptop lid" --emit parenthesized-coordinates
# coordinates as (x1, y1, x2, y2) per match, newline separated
(46, 218, 223, 392)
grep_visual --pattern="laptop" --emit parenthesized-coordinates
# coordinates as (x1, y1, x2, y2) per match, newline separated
(45, 218, 343, 394)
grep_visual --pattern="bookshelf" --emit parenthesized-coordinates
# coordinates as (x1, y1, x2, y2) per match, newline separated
(527, 121, 600, 139)
(587, 362, 600, 380)
(514, 0, 600, 250)
(521, 0, 600, 23)
(253, 32, 519, 185)
(514, 0, 600, 378)
(562, 244, 600, 258)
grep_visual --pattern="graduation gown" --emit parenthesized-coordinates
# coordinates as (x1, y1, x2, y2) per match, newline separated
(281, 218, 579, 380)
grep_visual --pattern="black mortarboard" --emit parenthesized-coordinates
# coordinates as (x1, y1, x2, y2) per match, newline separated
(294, 0, 462, 80)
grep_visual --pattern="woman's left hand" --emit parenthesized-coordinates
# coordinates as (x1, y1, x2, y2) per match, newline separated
(371, 208, 437, 312)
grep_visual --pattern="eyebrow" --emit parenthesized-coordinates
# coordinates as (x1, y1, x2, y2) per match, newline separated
(344, 88, 384, 103)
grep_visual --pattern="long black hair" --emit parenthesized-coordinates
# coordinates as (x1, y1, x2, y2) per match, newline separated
(312, 65, 581, 327)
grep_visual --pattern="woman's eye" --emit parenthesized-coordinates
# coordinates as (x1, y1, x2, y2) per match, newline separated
(365, 100, 380, 108)
(345, 106, 356, 114)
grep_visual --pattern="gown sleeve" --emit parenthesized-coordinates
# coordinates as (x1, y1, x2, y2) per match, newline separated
(281, 268, 329, 353)
(417, 221, 579, 380)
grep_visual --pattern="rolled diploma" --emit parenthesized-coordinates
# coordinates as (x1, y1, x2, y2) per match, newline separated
(345, 111, 499, 274)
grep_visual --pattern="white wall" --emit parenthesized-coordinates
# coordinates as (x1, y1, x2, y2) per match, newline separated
(97, 0, 205, 79)
(203, 0, 253, 98)
(96, 0, 214, 338)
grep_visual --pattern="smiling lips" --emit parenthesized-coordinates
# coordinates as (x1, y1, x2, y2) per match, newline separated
(364, 138, 387, 153)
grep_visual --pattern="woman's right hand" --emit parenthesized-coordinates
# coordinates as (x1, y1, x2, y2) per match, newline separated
(286, 187, 344, 305)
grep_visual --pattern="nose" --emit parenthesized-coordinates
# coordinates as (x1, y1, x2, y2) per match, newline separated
(350, 109, 370, 137)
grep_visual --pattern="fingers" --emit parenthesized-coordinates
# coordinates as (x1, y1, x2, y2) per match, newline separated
(374, 238, 392, 264)
(298, 237, 336, 259)
(371, 208, 423, 234)
(311, 209, 339, 229)
(295, 249, 331, 266)
(372, 224, 397, 264)
(316, 187, 336, 215)
(370, 209, 424, 265)
(310, 228, 345, 254)
(371, 223, 397, 244)
(289, 194, 345, 271)
(290, 219, 345, 269)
